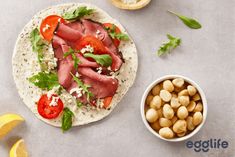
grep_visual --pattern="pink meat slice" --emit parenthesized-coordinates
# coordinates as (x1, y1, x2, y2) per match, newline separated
(66, 21, 85, 34)
(78, 67, 118, 98)
(81, 19, 123, 71)
(55, 23, 83, 41)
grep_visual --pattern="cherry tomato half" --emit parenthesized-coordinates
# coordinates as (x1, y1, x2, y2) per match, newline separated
(40, 15, 65, 41)
(103, 23, 121, 47)
(37, 94, 64, 119)
(103, 96, 113, 109)
(75, 35, 107, 54)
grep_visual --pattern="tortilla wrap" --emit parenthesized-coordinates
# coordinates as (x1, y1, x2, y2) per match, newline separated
(12, 3, 138, 127)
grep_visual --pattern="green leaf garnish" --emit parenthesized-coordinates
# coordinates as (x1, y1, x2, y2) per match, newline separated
(64, 48, 81, 70)
(83, 53, 112, 67)
(157, 34, 181, 56)
(105, 24, 129, 41)
(76, 100, 84, 108)
(168, 10, 202, 29)
(71, 73, 94, 101)
(61, 107, 74, 132)
(62, 6, 94, 21)
(28, 72, 59, 90)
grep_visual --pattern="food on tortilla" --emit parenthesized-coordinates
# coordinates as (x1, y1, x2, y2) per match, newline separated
(12, 3, 138, 131)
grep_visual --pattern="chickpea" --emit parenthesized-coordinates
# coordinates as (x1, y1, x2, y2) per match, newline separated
(194, 102, 203, 112)
(146, 94, 153, 105)
(177, 131, 186, 137)
(178, 89, 189, 96)
(187, 101, 196, 112)
(179, 96, 190, 106)
(170, 97, 181, 108)
(193, 112, 203, 126)
(163, 104, 174, 119)
(172, 78, 184, 88)
(159, 118, 172, 127)
(186, 116, 195, 131)
(173, 120, 187, 133)
(152, 85, 161, 96)
(171, 116, 178, 124)
(187, 85, 197, 96)
(163, 80, 174, 92)
(150, 95, 162, 109)
(146, 108, 158, 123)
(192, 93, 201, 101)
(159, 127, 174, 139)
(150, 121, 161, 131)
(160, 90, 172, 102)
(177, 106, 188, 119)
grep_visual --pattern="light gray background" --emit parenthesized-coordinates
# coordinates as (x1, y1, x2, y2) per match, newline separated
(0, 0, 234, 157)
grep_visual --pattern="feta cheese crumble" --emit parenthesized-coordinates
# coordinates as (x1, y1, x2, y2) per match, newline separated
(49, 96, 59, 106)
(95, 30, 101, 38)
(42, 24, 50, 32)
(69, 87, 83, 98)
(96, 67, 102, 74)
(80, 45, 94, 54)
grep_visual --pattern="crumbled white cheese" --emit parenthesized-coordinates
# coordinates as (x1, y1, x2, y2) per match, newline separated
(96, 67, 102, 74)
(58, 18, 61, 22)
(47, 85, 61, 99)
(42, 24, 50, 32)
(80, 45, 94, 54)
(121, 0, 138, 4)
(75, 72, 80, 77)
(95, 30, 101, 38)
(107, 66, 112, 71)
(49, 96, 59, 107)
(69, 87, 83, 98)
(47, 58, 57, 71)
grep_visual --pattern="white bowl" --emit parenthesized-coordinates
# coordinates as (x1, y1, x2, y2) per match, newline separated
(140, 75, 207, 142)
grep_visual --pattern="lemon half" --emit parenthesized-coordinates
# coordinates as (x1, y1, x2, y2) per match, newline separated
(0, 113, 24, 139)
(10, 139, 28, 157)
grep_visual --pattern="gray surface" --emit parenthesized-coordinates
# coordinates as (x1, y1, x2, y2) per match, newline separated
(0, 0, 234, 156)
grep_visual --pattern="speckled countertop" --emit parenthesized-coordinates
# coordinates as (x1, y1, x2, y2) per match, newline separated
(0, 0, 234, 157)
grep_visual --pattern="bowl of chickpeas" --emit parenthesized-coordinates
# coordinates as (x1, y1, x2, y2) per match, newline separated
(141, 75, 207, 142)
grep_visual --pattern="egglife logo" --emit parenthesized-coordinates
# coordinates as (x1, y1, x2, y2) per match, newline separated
(186, 139, 229, 152)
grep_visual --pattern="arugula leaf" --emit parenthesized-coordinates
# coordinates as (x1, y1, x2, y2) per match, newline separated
(83, 53, 112, 67)
(28, 72, 59, 90)
(71, 73, 94, 101)
(168, 10, 202, 29)
(63, 6, 94, 21)
(64, 48, 81, 69)
(105, 25, 129, 41)
(76, 100, 84, 108)
(157, 34, 181, 56)
(61, 107, 74, 132)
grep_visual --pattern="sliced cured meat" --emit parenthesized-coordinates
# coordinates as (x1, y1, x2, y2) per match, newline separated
(57, 59, 75, 89)
(78, 67, 118, 98)
(105, 49, 123, 71)
(66, 21, 85, 33)
(55, 23, 83, 41)
(76, 54, 99, 68)
(52, 35, 70, 53)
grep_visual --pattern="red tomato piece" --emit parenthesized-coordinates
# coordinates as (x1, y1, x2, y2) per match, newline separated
(40, 15, 65, 41)
(103, 96, 113, 109)
(75, 35, 107, 54)
(37, 94, 64, 119)
(103, 23, 121, 47)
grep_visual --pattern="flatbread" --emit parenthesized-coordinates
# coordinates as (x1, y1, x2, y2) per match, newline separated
(12, 3, 138, 127)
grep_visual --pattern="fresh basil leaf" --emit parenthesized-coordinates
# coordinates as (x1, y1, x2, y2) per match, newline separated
(76, 100, 84, 108)
(168, 10, 202, 29)
(30, 28, 45, 53)
(28, 72, 59, 90)
(83, 53, 112, 67)
(105, 24, 129, 41)
(157, 34, 181, 56)
(61, 107, 74, 132)
(63, 6, 94, 21)
(71, 73, 94, 101)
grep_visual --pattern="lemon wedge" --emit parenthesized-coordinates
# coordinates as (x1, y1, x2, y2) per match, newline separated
(9, 139, 28, 157)
(0, 113, 24, 139)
